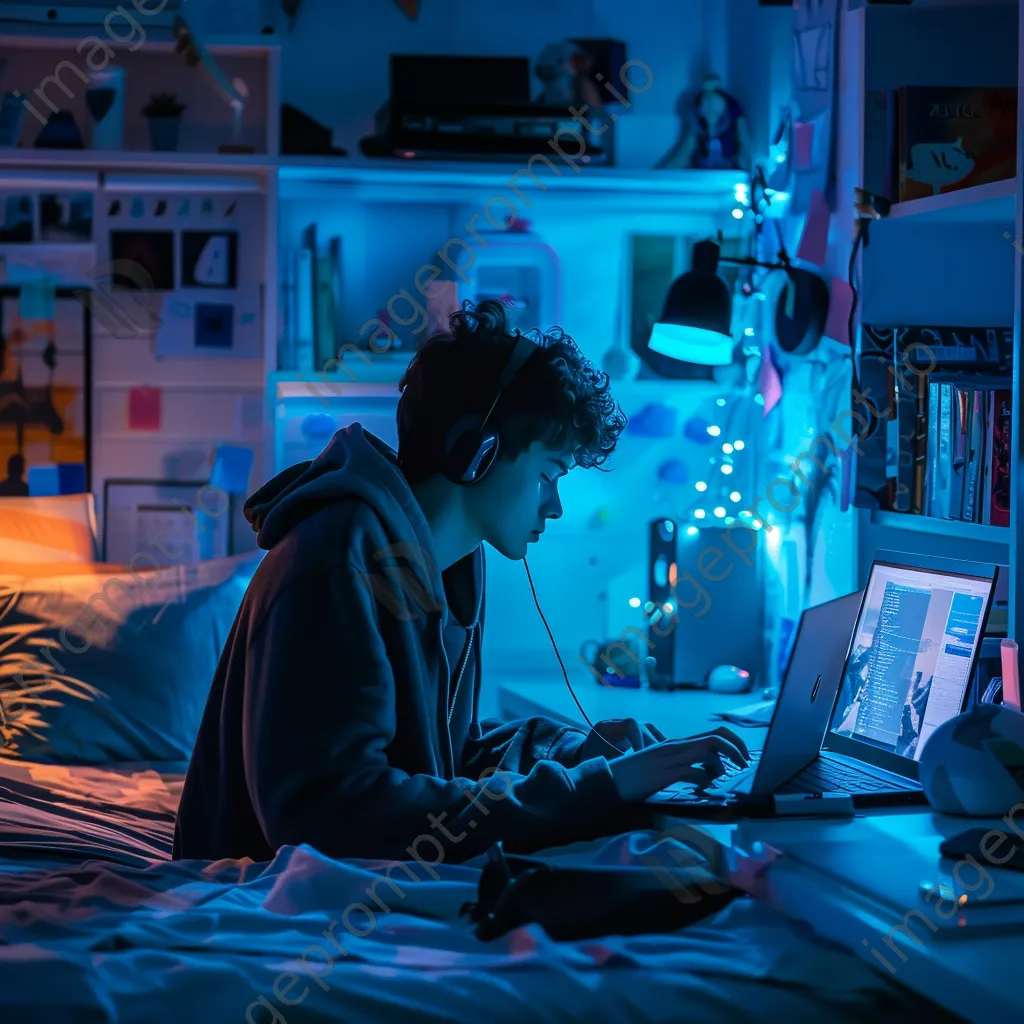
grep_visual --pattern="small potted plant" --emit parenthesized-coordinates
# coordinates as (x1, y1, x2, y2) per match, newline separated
(142, 92, 186, 152)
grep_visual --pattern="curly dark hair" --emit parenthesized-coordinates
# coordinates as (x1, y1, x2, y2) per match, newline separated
(396, 299, 627, 484)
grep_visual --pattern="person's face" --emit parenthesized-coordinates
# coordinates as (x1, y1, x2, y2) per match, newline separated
(467, 441, 570, 560)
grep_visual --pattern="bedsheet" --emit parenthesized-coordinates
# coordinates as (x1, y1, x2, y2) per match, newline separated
(0, 756, 184, 867)
(0, 824, 955, 1024)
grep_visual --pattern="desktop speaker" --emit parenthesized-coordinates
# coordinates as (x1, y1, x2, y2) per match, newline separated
(646, 518, 764, 690)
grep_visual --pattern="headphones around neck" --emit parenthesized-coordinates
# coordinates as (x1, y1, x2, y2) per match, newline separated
(440, 334, 537, 487)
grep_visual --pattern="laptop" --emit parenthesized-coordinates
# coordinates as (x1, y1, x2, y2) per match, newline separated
(652, 557, 999, 814)
(648, 588, 864, 812)
(780, 558, 998, 806)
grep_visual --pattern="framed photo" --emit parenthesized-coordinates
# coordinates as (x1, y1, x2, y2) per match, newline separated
(0, 287, 91, 497)
(102, 479, 230, 566)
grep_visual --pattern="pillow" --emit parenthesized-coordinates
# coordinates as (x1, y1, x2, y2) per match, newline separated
(0, 494, 99, 566)
(0, 551, 262, 764)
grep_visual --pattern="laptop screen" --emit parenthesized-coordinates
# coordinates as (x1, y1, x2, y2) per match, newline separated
(827, 562, 993, 764)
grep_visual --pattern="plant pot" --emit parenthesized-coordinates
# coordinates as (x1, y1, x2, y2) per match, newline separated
(148, 116, 181, 152)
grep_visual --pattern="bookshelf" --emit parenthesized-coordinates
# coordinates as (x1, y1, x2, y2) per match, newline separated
(834, 0, 1023, 642)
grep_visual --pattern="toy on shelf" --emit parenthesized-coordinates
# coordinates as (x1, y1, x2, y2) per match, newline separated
(657, 73, 752, 171)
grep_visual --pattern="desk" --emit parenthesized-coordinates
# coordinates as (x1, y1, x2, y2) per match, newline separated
(496, 677, 767, 745)
(496, 677, 1024, 1024)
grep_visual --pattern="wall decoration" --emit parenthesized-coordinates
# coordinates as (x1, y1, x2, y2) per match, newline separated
(182, 231, 238, 288)
(194, 303, 234, 348)
(102, 479, 229, 565)
(154, 286, 260, 360)
(39, 193, 93, 243)
(0, 195, 34, 243)
(0, 290, 90, 496)
(789, 0, 839, 213)
(128, 386, 161, 431)
(109, 231, 175, 290)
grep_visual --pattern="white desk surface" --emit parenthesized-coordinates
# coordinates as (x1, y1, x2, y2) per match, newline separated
(496, 677, 1024, 1024)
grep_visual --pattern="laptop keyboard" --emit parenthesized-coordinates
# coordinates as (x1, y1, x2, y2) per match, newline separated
(649, 751, 909, 802)
(783, 757, 906, 794)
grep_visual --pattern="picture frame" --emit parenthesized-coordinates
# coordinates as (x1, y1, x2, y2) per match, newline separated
(0, 286, 92, 497)
(102, 478, 230, 566)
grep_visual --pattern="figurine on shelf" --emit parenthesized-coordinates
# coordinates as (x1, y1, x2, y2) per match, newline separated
(533, 41, 605, 110)
(656, 73, 752, 171)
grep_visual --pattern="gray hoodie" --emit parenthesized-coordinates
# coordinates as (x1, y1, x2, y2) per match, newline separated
(173, 424, 626, 863)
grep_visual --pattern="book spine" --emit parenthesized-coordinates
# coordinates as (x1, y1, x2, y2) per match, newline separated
(295, 247, 315, 373)
(948, 386, 967, 520)
(991, 388, 1012, 527)
(981, 391, 995, 525)
(926, 382, 940, 516)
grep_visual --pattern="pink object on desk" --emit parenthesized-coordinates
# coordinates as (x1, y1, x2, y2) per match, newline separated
(1001, 639, 1021, 711)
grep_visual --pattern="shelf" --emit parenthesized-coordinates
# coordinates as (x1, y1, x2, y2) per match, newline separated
(0, 29, 279, 56)
(883, 178, 1015, 225)
(277, 157, 748, 210)
(868, 510, 1010, 546)
(0, 148, 274, 174)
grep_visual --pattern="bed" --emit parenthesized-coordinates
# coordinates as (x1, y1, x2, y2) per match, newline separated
(0, 555, 958, 1023)
(0, 754, 964, 1024)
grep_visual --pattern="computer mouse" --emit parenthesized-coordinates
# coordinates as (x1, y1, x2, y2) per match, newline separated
(708, 664, 752, 694)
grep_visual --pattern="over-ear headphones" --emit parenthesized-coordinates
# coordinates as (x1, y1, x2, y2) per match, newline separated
(441, 334, 537, 486)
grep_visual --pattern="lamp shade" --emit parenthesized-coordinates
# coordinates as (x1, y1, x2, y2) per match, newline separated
(643, 240, 734, 375)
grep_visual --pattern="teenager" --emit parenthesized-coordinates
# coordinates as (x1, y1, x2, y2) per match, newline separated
(173, 300, 748, 864)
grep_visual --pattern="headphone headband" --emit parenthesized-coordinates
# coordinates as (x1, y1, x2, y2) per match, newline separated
(442, 333, 538, 486)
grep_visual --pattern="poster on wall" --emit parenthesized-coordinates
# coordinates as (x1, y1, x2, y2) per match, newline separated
(788, 0, 839, 214)
(0, 293, 89, 497)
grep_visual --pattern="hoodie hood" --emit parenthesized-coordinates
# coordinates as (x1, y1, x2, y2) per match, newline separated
(243, 424, 479, 624)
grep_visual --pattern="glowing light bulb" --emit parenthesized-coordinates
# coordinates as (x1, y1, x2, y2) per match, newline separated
(714, 506, 726, 518)
(706, 425, 721, 437)
(734, 440, 745, 451)
(722, 443, 734, 454)
(694, 509, 707, 520)
(744, 327, 755, 337)
(716, 398, 726, 407)
(731, 208, 744, 219)
(721, 464, 733, 475)
(695, 480, 708, 492)
(752, 520, 763, 529)
(628, 597, 641, 608)
(685, 525, 699, 537)
(730, 491, 741, 502)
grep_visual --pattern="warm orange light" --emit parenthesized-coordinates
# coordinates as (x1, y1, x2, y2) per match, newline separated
(668, 562, 677, 587)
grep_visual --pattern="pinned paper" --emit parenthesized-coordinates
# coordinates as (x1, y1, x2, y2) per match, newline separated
(793, 120, 815, 171)
(796, 188, 830, 268)
(824, 277, 854, 346)
(57, 463, 86, 495)
(759, 349, 783, 415)
(27, 464, 60, 496)
(128, 386, 161, 430)
(210, 444, 254, 496)
(19, 277, 55, 320)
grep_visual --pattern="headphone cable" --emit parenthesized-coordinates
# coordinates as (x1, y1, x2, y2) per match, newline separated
(522, 556, 625, 759)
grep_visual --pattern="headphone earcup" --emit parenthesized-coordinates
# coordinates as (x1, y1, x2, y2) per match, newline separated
(443, 416, 499, 486)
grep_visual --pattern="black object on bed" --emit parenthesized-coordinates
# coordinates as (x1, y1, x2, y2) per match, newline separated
(462, 841, 740, 941)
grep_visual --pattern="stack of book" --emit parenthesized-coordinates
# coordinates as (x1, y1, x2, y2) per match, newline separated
(854, 324, 1013, 526)
(924, 380, 1011, 525)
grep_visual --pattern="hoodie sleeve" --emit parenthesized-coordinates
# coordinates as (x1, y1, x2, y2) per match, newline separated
(462, 717, 589, 776)
(242, 565, 625, 862)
